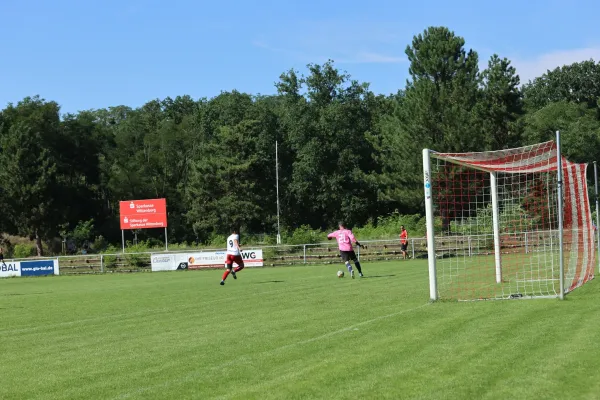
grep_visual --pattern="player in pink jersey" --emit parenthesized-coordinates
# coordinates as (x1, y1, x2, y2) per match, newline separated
(327, 222, 364, 278)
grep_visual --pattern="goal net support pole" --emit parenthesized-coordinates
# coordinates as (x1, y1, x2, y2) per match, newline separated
(490, 171, 502, 284)
(595, 161, 600, 276)
(556, 131, 565, 300)
(423, 148, 438, 301)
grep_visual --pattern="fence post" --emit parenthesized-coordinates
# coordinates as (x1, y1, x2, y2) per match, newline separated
(411, 239, 415, 259)
(357, 243, 360, 260)
(100, 255, 104, 273)
(303, 245, 306, 264)
(468, 236, 472, 257)
(524, 232, 528, 254)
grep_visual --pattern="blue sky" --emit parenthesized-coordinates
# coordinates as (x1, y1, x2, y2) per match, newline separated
(1, 0, 599, 114)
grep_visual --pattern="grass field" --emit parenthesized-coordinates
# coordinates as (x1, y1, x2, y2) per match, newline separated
(1, 260, 600, 399)
(437, 251, 562, 300)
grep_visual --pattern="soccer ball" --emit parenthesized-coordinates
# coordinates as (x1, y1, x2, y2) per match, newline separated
(337, 270, 344, 278)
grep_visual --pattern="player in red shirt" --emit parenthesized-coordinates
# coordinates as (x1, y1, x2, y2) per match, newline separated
(220, 228, 245, 285)
(399, 225, 408, 260)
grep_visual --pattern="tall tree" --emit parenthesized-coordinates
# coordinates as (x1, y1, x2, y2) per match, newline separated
(523, 101, 600, 163)
(402, 26, 481, 150)
(185, 115, 273, 237)
(57, 111, 106, 228)
(0, 97, 62, 255)
(475, 54, 524, 150)
(184, 91, 280, 240)
(523, 60, 600, 112)
(277, 61, 379, 229)
(374, 27, 482, 211)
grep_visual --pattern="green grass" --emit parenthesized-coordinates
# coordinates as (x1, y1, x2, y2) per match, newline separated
(438, 251, 562, 300)
(1, 260, 599, 399)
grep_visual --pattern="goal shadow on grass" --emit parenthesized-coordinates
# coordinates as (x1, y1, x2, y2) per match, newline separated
(361, 274, 396, 279)
(255, 280, 286, 284)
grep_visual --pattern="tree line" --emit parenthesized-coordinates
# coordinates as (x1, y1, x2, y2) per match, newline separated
(2, 26, 600, 256)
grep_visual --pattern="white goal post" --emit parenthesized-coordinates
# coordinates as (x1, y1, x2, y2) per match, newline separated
(423, 132, 598, 301)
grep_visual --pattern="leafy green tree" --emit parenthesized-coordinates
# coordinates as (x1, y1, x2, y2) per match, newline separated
(183, 90, 281, 240)
(475, 54, 524, 150)
(8, 26, 600, 251)
(402, 26, 481, 150)
(102, 108, 153, 200)
(523, 101, 600, 163)
(523, 60, 600, 111)
(277, 61, 379, 229)
(0, 97, 62, 255)
(374, 27, 482, 212)
(67, 219, 95, 249)
(366, 92, 416, 211)
(97, 97, 203, 243)
(185, 119, 266, 238)
(162, 95, 198, 124)
(56, 111, 106, 231)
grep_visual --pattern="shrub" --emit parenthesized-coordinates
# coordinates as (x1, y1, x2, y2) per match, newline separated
(0, 239, 14, 258)
(286, 225, 324, 245)
(125, 252, 149, 269)
(353, 212, 427, 240)
(101, 245, 121, 269)
(449, 203, 538, 236)
(92, 235, 108, 252)
(13, 243, 36, 259)
(207, 233, 227, 248)
(71, 219, 95, 247)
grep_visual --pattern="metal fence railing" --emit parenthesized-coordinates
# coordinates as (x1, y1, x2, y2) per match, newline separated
(1, 238, 424, 275)
(6, 230, 591, 276)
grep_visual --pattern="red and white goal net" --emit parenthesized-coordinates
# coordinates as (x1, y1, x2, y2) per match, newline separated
(424, 140, 596, 301)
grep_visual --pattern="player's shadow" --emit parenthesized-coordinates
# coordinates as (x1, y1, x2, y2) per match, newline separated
(362, 274, 396, 278)
(255, 280, 285, 284)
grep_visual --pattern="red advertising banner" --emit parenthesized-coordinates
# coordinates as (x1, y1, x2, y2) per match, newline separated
(119, 198, 167, 230)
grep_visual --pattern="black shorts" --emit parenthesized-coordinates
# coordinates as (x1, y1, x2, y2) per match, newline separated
(340, 250, 357, 262)
(401, 243, 408, 251)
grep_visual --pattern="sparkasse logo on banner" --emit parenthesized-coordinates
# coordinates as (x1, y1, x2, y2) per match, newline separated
(119, 198, 167, 230)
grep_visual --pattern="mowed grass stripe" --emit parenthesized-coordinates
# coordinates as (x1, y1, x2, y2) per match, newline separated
(1, 260, 599, 399)
(0, 262, 418, 399)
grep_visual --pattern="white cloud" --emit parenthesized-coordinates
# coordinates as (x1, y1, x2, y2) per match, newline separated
(252, 39, 405, 65)
(252, 20, 406, 65)
(337, 52, 405, 64)
(511, 47, 600, 83)
(251, 40, 322, 63)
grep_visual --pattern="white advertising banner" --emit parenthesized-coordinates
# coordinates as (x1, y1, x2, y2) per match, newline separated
(0, 259, 59, 278)
(0, 261, 21, 278)
(151, 250, 264, 272)
(149, 254, 177, 272)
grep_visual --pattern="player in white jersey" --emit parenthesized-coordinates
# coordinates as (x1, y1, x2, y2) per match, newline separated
(220, 228, 245, 285)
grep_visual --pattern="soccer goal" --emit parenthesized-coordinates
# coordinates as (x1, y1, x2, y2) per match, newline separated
(423, 133, 599, 301)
